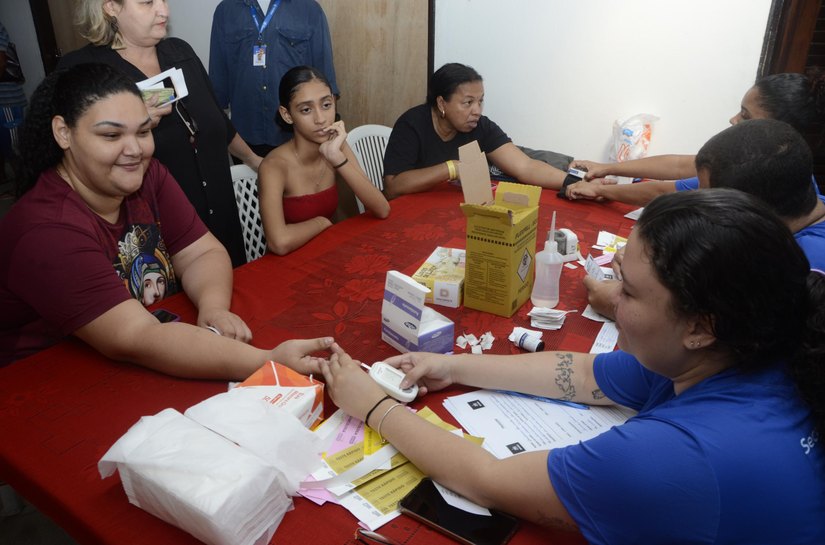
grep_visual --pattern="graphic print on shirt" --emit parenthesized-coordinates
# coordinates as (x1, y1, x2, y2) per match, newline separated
(114, 223, 178, 306)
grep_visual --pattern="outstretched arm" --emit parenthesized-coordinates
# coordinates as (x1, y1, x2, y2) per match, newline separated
(74, 299, 335, 380)
(488, 143, 567, 190)
(571, 154, 697, 182)
(565, 179, 678, 207)
(321, 347, 583, 531)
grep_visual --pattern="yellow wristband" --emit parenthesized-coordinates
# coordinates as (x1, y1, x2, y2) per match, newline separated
(446, 160, 457, 181)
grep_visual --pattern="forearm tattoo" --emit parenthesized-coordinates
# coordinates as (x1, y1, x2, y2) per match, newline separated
(554, 352, 576, 401)
(591, 388, 605, 400)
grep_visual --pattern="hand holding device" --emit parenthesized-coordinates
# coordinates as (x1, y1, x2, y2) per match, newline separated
(366, 362, 418, 402)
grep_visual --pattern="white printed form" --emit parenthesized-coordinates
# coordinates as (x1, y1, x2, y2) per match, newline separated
(444, 390, 635, 459)
(590, 322, 619, 353)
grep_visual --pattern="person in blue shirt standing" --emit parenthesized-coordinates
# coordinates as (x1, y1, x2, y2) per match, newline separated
(209, 0, 338, 158)
(0, 20, 26, 191)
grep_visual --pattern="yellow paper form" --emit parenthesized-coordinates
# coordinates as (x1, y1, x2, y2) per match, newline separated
(325, 407, 485, 516)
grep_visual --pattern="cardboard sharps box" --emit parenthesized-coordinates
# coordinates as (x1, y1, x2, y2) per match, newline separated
(457, 141, 541, 317)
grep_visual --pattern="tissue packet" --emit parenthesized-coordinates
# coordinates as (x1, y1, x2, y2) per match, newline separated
(99, 409, 292, 545)
(237, 360, 324, 428)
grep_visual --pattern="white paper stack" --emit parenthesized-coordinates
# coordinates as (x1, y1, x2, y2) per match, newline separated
(99, 409, 293, 545)
(185, 388, 324, 493)
(527, 307, 576, 330)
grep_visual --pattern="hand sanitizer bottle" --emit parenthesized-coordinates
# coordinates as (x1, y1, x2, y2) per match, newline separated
(531, 213, 563, 308)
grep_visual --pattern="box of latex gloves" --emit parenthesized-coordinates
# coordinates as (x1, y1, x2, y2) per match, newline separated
(381, 270, 454, 354)
(412, 247, 466, 308)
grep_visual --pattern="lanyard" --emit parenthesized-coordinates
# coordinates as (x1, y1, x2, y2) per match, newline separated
(249, 0, 281, 43)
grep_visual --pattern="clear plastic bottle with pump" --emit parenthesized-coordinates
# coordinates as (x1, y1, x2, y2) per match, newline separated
(531, 212, 564, 308)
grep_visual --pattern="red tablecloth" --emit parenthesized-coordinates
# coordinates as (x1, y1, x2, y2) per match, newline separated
(0, 183, 635, 545)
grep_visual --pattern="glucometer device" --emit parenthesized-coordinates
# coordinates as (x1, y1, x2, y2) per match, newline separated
(366, 362, 419, 403)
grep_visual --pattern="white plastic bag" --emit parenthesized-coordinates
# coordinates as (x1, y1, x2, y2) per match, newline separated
(610, 113, 658, 162)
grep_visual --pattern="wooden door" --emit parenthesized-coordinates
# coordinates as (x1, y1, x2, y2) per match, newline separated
(47, 0, 88, 57)
(761, 0, 825, 182)
(316, 0, 428, 129)
(316, 0, 428, 215)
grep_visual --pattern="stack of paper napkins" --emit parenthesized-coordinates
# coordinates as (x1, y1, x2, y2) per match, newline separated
(99, 387, 325, 545)
(527, 307, 576, 330)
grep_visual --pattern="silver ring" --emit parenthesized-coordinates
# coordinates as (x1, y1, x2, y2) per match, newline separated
(205, 326, 222, 335)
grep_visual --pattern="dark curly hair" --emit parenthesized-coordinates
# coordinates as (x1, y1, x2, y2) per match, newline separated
(694, 118, 817, 218)
(17, 63, 142, 196)
(638, 189, 825, 436)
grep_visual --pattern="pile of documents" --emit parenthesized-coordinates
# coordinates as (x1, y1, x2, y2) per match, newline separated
(298, 407, 482, 530)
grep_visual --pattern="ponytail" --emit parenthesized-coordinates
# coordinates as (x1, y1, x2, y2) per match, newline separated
(789, 270, 825, 437)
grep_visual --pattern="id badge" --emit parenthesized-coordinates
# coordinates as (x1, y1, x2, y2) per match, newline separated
(252, 44, 266, 67)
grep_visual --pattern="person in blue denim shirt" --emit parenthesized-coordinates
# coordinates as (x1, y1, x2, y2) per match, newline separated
(0, 20, 26, 190)
(209, 0, 338, 157)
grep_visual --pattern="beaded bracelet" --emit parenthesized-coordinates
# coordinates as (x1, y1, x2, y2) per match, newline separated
(364, 395, 392, 427)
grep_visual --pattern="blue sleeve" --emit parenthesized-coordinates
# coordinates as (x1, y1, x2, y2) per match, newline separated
(547, 419, 720, 545)
(311, 8, 338, 95)
(674, 176, 699, 191)
(593, 350, 660, 410)
(208, 3, 231, 108)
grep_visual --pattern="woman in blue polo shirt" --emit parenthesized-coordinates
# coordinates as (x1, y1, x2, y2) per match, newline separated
(322, 189, 825, 544)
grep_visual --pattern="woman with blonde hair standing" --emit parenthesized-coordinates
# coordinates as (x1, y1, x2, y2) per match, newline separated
(58, 0, 260, 266)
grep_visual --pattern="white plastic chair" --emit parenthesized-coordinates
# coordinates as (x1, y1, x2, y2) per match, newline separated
(230, 164, 267, 262)
(346, 124, 392, 213)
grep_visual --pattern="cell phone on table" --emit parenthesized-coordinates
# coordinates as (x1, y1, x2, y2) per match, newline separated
(151, 309, 180, 323)
(399, 478, 519, 545)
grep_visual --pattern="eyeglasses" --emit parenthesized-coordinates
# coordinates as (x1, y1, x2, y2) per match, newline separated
(354, 528, 403, 545)
(174, 101, 198, 143)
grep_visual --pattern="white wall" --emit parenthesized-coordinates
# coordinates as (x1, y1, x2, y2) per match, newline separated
(0, 0, 47, 99)
(435, 0, 772, 159)
(167, 0, 220, 69)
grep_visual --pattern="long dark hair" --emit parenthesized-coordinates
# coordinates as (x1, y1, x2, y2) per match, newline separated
(275, 65, 333, 132)
(638, 189, 825, 435)
(17, 63, 142, 196)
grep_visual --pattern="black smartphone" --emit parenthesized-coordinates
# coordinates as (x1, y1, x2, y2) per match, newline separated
(398, 478, 519, 545)
(151, 309, 180, 323)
